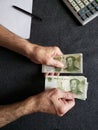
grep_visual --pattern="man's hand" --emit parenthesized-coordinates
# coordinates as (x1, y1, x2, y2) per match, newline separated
(28, 45, 64, 68)
(0, 88, 75, 128)
(0, 25, 64, 68)
(26, 88, 75, 116)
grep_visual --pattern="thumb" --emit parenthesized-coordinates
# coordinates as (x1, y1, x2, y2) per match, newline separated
(49, 58, 64, 68)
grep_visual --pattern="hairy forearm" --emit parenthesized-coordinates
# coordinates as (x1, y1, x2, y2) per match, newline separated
(0, 25, 64, 66)
(0, 25, 37, 59)
(0, 96, 36, 128)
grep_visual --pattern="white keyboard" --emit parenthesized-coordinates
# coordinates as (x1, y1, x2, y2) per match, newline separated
(62, 0, 98, 25)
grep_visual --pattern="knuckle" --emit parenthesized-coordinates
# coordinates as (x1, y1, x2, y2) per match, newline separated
(52, 88, 58, 92)
(72, 100, 75, 107)
(58, 113, 64, 117)
(57, 108, 66, 116)
(53, 46, 59, 51)
(53, 88, 60, 95)
(50, 88, 58, 97)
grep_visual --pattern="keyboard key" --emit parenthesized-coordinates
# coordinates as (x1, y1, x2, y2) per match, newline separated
(95, 6, 98, 10)
(70, 1, 77, 8)
(86, 11, 92, 17)
(74, 5, 80, 12)
(87, 3, 94, 10)
(92, 1, 98, 7)
(75, 0, 81, 4)
(91, 8, 97, 13)
(79, 2, 85, 9)
(78, 7, 89, 15)
(89, 0, 94, 2)
(81, 14, 88, 20)
(83, 0, 90, 6)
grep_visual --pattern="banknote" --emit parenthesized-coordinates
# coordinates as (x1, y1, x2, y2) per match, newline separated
(45, 76, 88, 100)
(42, 53, 83, 73)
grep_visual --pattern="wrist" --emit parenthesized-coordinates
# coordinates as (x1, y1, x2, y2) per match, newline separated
(24, 42, 38, 60)
(21, 96, 38, 116)
(25, 42, 44, 63)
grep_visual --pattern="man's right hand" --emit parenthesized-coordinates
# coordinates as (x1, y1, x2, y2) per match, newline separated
(26, 88, 75, 116)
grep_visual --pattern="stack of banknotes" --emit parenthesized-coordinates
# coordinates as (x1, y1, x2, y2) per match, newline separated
(42, 53, 83, 73)
(42, 53, 88, 100)
(45, 76, 88, 100)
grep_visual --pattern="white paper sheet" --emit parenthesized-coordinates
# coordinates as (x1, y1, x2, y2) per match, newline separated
(0, 0, 33, 39)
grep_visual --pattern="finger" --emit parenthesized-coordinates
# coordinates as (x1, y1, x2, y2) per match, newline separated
(64, 98, 75, 111)
(64, 92, 75, 100)
(56, 51, 63, 56)
(61, 92, 75, 108)
(50, 89, 73, 100)
(51, 96, 75, 116)
(45, 72, 60, 77)
(48, 73, 59, 76)
(54, 73, 60, 76)
(45, 72, 55, 76)
(53, 47, 64, 55)
(49, 58, 64, 68)
(49, 73, 54, 76)
(50, 89, 75, 116)
(44, 73, 48, 77)
(57, 98, 75, 116)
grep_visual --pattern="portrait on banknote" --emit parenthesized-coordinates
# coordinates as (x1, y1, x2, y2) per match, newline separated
(70, 78, 83, 95)
(64, 56, 79, 71)
(69, 78, 87, 100)
(64, 55, 82, 73)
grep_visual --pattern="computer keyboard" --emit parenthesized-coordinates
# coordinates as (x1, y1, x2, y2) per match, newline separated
(62, 0, 98, 25)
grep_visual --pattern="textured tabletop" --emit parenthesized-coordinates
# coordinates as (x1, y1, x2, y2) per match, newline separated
(0, 0, 98, 130)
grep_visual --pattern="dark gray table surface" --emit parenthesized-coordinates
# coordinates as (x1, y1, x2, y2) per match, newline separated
(0, 0, 98, 130)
